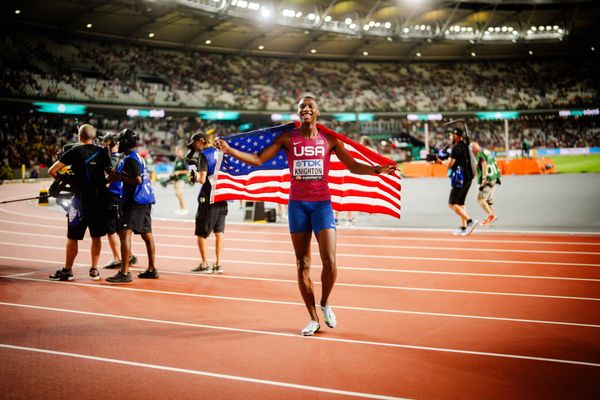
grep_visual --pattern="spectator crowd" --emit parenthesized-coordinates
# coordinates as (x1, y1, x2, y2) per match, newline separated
(1, 28, 599, 178)
(1, 29, 597, 113)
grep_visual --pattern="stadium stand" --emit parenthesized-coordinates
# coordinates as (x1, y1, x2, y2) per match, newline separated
(1, 30, 597, 113)
(1, 28, 599, 175)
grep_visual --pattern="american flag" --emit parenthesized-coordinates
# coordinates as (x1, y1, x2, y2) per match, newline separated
(213, 122, 401, 218)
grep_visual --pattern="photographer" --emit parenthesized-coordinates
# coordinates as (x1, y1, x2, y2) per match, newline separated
(470, 142, 500, 226)
(48, 124, 110, 281)
(100, 132, 138, 269)
(187, 131, 228, 275)
(444, 128, 478, 236)
(106, 129, 159, 283)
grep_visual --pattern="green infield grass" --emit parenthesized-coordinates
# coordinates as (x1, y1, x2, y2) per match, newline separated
(550, 154, 600, 173)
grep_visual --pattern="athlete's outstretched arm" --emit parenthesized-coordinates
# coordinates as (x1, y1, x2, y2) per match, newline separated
(214, 134, 289, 167)
(331, 137, 398, 175)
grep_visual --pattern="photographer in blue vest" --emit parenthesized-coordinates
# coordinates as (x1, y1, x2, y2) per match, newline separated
(106, 129, 159, 283)
(48, 124, 111, 281)
(186, 131, 228, 274)
(100, 132, 138, 270)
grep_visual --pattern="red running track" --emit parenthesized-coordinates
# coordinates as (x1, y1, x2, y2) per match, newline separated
(1, 184, 600, 399)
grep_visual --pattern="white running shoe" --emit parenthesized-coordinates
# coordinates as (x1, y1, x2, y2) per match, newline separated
(452, 228, 465, 236)
(320, 305, 337, 328)
(464, 219, 479, 235)
(301, 320, 320, 336)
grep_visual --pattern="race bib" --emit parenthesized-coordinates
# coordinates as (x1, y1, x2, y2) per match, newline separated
(293, 159, 324, 181)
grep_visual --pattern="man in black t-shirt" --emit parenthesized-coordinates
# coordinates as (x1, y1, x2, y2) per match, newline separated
(445, 128, 478, 236)
(106, 129, 158, 283)
(48, 124, 110, 281)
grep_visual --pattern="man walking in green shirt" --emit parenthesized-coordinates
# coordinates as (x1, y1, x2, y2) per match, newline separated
(470, 142, 501, 226)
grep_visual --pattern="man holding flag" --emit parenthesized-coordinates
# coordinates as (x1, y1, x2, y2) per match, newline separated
(215, 96, 398, 336)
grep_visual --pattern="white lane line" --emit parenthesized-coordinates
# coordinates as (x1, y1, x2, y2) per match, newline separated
(1, 277, 599, 328)
(2, 217, 600, 246)
(2, 239, 600, 268)
(3, 253, 600, 284)
(2, 254, 600, 302)
(0, 343, 407, 400)
(2, 224, 600, 254)
(6, 269, 598, 302)
(1, 303, 599, 368)
(1, 271, 36, 278)
(0, 206, 63, 221)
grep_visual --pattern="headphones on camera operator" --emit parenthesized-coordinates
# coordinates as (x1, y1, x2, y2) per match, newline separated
(115, 129, 156, 205)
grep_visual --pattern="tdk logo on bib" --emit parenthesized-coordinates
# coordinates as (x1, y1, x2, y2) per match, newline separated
(293, 159, 323, 181)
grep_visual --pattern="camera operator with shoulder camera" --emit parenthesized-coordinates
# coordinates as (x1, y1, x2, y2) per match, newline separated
(47, 124, 111, 282)
(444, 128, 478, 236)
(100, 132, 138, 270)
(187, 131, 228, 275)
(106, 129, 158, 283)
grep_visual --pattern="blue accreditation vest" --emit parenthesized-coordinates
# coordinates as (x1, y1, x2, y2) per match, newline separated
(198, 147, 220, 203)
(108, 152, 123, 197)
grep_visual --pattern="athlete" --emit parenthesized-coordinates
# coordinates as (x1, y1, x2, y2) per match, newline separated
(215, 96, 398, 335)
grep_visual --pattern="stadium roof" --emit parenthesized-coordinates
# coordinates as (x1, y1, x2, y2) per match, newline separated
(3, 0, 599, 61)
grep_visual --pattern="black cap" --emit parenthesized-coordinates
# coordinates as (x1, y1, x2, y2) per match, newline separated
(451, 127, 464, 137)
(186, 132, 209, 150)
(118, 129, 138, 150)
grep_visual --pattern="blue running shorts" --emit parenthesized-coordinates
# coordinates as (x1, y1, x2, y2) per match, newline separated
(288, 200, 336, 235)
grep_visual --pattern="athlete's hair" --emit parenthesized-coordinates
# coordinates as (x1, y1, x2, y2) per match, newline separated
(78, 124, 96, 141)
(299, 96, 319, 106)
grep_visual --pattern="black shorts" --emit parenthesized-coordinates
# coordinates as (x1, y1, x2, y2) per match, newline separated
(67, 203, 107, 240)
(120, 204, 152, 234)
(195, 201, 228, 238)
(106, 194, 122, 235)
(449, 178, 472, 206)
